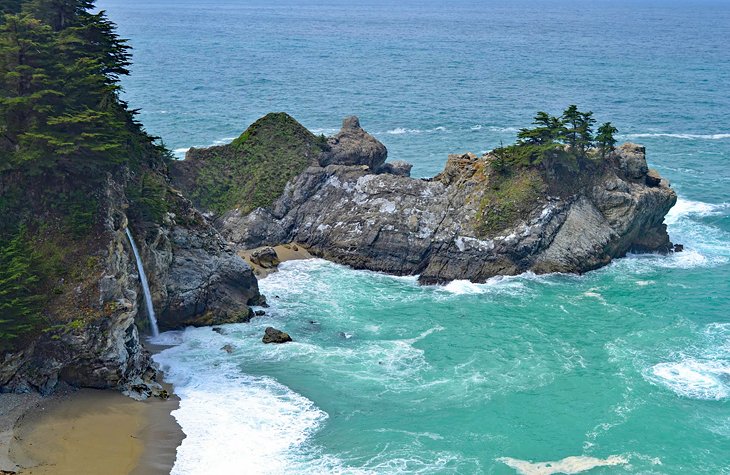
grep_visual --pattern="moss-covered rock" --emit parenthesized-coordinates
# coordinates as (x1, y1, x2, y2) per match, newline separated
(170, 112, 328, 215)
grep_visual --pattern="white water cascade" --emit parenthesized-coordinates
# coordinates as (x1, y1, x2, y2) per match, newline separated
(125, 227, 160, 337)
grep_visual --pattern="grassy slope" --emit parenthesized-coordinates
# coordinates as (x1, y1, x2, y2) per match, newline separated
(172, 113, 328, 215)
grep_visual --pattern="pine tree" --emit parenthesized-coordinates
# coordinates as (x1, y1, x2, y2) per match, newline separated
(596, 122, 618, 158)
(561, 104, 581, 148)
(22, 0, 94, 31)
(0, 226, 43, 348)
(517, 111, 564, 145)
(576, 110, 596, 154)
(0, 13, 61, 170)
(1, 0, 138, 174)
(0, 1, 24, 17)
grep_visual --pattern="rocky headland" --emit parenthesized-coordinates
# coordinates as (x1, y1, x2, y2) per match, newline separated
(173, 114, 677, 285)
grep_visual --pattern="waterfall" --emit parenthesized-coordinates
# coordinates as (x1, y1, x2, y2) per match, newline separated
(125, 227, 160, 337)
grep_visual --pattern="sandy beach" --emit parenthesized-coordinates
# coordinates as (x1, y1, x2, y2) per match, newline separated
(0, 384, 182, 475)
(0, 237, 306, 475)
(239, 242, 313, 278)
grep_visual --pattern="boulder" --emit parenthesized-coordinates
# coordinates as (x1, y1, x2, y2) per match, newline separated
(255, 310, 266, 316)
(221, 344, 235, 354)
(262, 327, 292, 344)
(674, 243, 684, 252)
(250, 247, 280, 269)
(318, 116, 387, 170)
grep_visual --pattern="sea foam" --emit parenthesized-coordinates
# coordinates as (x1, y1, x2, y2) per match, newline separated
(647, 360, 730, 400)
(622, 132, 730, 140)
(153, 330, 332, 475)
(497, 454, 628, 475)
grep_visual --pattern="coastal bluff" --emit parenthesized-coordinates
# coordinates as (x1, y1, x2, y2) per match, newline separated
(173, 113, 677, 284)
(0, 171, 262, 396)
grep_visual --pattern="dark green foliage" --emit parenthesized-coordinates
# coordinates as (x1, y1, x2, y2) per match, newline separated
(0, 0, 172, 347)
(179, 112, 329, 215)
(127, 171, 169, 224)
(0, 226, 43, 349)
(517, 111, 565, 146)
(493, 106, 617, 173)
(0, 0, 23, 16)
(0, 0, 157, 176)
(58, 188, 99, 235)
(596, 122, 618, 158)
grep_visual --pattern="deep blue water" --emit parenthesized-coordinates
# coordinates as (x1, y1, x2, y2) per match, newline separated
(99, 1, 730, 473)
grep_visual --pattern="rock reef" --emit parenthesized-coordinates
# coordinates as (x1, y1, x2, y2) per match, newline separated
(203, 115, 676, 284)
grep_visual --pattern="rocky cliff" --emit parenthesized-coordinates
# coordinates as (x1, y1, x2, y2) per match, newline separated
(205, 115, 676, 284)
(0, 171, 261, 396)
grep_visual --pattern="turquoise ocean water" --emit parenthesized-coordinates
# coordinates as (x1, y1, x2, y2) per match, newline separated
(99, 0, 730, 473)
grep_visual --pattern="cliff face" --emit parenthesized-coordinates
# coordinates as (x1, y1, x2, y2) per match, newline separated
(215, 117, 676, 284)
(0, 171, 261, 396)
(132, 186, 263, 331)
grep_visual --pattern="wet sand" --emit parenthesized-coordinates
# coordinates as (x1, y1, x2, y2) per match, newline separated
(239, 242, 313, 278)
(1, 385, 182, 475)
(0, 392, 41, 473)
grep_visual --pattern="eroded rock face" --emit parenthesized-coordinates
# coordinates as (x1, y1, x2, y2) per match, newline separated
(0, 178, 153, 395)
(218, 120, 676, 284)
(0, 171, 262, 395)
(132, 189, 262, 331)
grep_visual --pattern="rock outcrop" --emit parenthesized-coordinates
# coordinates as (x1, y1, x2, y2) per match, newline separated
(216, 117, 677, 284)
(318, 116, 387, 170)
(130, 187, 262, 331)
(262, 327, 292, 344)
(249, 247, 280, 269)
(170, 112, 328, 216)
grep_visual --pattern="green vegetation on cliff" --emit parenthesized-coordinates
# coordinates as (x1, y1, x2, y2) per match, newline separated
(171, 112, 328, 215)
(492, 105, 617, 169)
(0, 227, 42, 350)
(0, 0, 171, 350)
(473, 106, 619, 236)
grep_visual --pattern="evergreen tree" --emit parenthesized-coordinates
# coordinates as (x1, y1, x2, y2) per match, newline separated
(560, 104, 581, 147)
(596, 122, 618, 158)
(517, 111, 564, 145)
(0, 13, 61, 170)
(0, 226, 43, 348)
(576, 110, 596, 153)
(22, 0, 94, 31)
(1, 0, 139, 174)
(0, 0, 24, 17)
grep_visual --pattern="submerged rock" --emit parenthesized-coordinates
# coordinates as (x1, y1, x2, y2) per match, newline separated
(221, 344, 235, 354)
(255, 310, 266, 316)
(262, 327, 292, 344)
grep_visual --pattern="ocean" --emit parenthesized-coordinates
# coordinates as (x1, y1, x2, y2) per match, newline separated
(99, 0, 730, 473)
